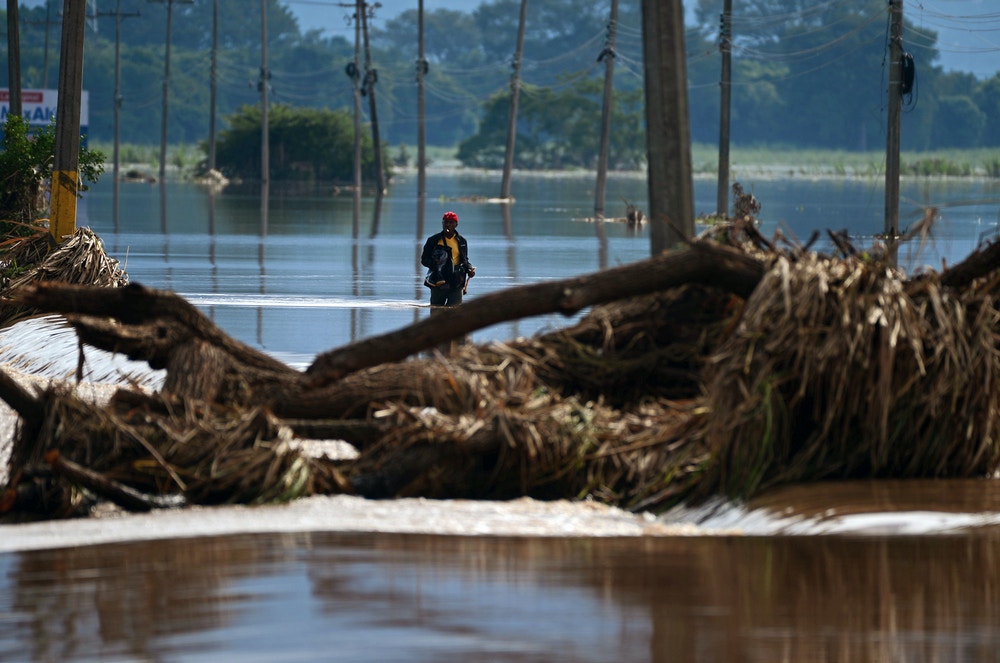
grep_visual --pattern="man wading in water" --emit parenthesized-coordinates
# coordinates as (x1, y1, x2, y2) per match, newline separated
(421, 211, 476, 308)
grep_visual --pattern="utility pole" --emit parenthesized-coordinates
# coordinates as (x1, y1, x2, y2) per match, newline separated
(51, 0, 87, 242)
(594, 0, 618, 220)
(641, 0, 694, 254)
(260, 0, 270, 232)
(147, 0, 192, 183)
(208, 0, 218, 171)
(416, 0, 428, 236)
(885, 0, 903, 252)
(500, 0, 528, 202)
(260, 0, 269, 189)
(7, 0, 22, 118)
(104, 2, 141, 231)
(21, 4, 55, 88)
(360, 1, 385, 195)
(339, 0, 363, 236)
(716, 0, 733, 218)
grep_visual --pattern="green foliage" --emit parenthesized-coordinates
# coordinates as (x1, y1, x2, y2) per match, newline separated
(457, 77, 646, 170)
(211, 104, 387, 183)
(0, 116, 105, 231)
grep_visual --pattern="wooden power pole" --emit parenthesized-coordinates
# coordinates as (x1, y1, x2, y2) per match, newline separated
(594, 0, 618, 220)
(208, 0, 218, 172)
(148, 0, 193, 182)
(417, 0, 427, 236)
(885, 0, 903, 246)
(109, 2, 141, 232)
(360, 1, 385, 195)
(51, 0, 87, 242)
(716, 0, 733, 218)
(500, 0, 528, 202)
(6, 0, 22, 118)
(641, 0, 694, 254)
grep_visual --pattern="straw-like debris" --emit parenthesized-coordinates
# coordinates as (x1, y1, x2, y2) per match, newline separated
(3, 213, 1000, 522)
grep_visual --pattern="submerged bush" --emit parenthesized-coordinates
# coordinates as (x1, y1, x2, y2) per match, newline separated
(210, 104, 388, 184)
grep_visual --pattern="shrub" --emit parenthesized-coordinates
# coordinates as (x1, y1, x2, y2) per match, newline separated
(0, 115, 105, 233)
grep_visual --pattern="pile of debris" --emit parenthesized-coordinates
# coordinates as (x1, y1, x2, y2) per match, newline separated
(2, 215, 999, 522)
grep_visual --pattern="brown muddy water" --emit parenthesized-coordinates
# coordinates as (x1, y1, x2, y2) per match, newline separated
(5, 481, 1000, 662)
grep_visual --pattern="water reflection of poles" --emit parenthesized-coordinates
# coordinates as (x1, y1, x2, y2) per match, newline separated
(595, 217, 608, 270)
(414, 179, 426, 325)
(160, 184, 172, 290)
(501, 203, 519, 338)
(370, 192, 383, 238)
(351, 241, 359, 343)
(258, 239, 266, 348)
(208, 191, 218, 321)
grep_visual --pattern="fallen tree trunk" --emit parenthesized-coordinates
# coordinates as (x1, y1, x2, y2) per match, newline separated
(305, 240, 765, 387)
(15, 239, 765, 406)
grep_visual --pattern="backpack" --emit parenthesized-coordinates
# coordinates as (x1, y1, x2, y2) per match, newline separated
(423, 244, 455, 289)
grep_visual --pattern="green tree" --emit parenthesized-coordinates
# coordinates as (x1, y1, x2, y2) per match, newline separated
(212, 104, 386, 183)
(974, 75, 1000, 146)
(457, 76, 645, 170)
(0, 116, 105, 230)
(931, 96, 985, 148)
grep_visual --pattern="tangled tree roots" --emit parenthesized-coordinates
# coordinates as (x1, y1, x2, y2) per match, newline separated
(3, 220, 1000, 521)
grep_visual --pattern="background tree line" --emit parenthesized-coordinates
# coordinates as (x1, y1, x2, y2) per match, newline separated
(1, 0, 998, 175)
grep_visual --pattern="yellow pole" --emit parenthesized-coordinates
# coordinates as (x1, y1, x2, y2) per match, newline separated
(51, 0, 87, 242)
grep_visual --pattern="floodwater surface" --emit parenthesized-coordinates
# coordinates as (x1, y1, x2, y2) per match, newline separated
(5, 523, 1000, 662)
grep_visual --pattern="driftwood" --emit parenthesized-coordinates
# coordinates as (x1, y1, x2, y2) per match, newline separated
(5, 219, 1000, 521)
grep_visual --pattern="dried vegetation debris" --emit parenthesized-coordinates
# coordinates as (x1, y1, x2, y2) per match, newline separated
(2, 215, 1000, 523)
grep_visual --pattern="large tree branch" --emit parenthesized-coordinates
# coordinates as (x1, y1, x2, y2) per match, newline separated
(305, 240, 765, 387)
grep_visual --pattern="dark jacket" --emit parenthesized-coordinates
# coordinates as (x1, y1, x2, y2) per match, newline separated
(421, 231, 473, 289)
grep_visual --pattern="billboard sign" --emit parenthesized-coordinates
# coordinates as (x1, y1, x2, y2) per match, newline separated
(0, 89, 90, 145)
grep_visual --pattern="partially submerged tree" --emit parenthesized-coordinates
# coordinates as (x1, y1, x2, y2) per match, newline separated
(210, 104, 389, 184)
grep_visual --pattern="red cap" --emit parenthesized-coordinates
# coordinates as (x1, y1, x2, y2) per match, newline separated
(442, 211, 459, 224)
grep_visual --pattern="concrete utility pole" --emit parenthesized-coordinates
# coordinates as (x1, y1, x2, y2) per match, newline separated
(500, 0, 528, 202)
(51, 0, 87, 242)
(148, 0, 192, 182)
(716, 0, 733, 218)
(416, 0, 428, 235)
(360, 1, 386, 195)
(594, 0, 618, 220)
(641, 0, 694, 254)
(885, 0, 903, 247)
(7, 0, 22, 118)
